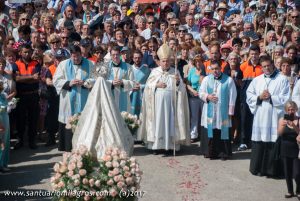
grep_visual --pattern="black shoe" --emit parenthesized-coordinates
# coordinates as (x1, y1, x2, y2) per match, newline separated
(29, 143, 38, 150)
(13, 141, 24, 150)
(284, 193, 294, 198)
(153, 150, 159, 155)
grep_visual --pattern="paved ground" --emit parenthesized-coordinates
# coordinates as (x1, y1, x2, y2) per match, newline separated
(0, 142, 294, 201)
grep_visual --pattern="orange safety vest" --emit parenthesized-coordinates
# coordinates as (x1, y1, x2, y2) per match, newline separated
(240, 60, 263, 80)
(204, 60, 227, 74)
(15, 60, 39, 76)
(48, 64, 57, 77)
(88, 55, 97, 63)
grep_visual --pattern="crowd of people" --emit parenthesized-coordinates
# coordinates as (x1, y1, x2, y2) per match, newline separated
(0, 0, 299, 199)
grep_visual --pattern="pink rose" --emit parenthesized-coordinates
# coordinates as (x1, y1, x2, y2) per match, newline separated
(123, 166, 130, 172)
(103, 155, 112, 162)
(107, 179, 114, 186)
(112, 168, 120, 176)
(112, 161, 120, 168)
(82, 178, 89, 185)
(130, 163, 136, 168)
(79, 169, 87, 176)
(120, 160, 126, 167)
(109, 188, 118, 197)
(55, 173, 62, 180)
(124, 171, 131, 178)
(125, 177, 133, 185)
(68, 163, 76, 171)
(113, 155, 120, 161)
(74, 179, 80, 186)
(57, 181, 65, 188)
(108, 171, 114, 177)
(95, 180, 101, 187)
(79, 145, 88, 155)
(114, 175, 120, 183)
(105, 161, 112, 168)
(89, 179, 95, 187)
(117, 181, 125, 189)
(68, 170, 74, 177)
(129, 157, 136, 163)
(50, 176, 56, 183)
(118, 175, 124, 182)
(77, 161, 83, 168)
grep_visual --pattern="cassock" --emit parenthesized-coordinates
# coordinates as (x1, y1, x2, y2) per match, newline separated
(246, 70, 290, 176)
(199, 73, 237, 159)
(130, 64, 151, 116)
(138, 67, 190, 151)
(107, 61, 134, 112)
(292, 79, 300, 116)
(53, 58, 94, 151)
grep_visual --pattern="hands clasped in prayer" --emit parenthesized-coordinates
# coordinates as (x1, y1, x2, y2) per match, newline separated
(259, 89, 271, 100)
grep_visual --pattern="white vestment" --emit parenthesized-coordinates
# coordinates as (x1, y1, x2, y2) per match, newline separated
(106, 62, 135, 113)
(137, 67, 190, 150)
(246, 72, 290, 142)
(199, 75, 237, 129)
(72, 77, 134, 159)
(292, 79, 300, 116)
(53, 59, 94, 124)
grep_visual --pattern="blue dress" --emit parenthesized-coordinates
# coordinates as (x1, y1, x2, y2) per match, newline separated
(0, 93, 9, 168)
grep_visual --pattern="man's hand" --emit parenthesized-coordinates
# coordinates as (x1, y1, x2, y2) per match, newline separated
(156, 82, 167, 89)
(112, 79, 123, 86)
(132, 83, 140, 91)
(193, 90, 199, 97)
(69, 79, 84, 87)
(207, 94, 218, 103)
(259, 90, 271, 100)
(32, 73, 40, 80)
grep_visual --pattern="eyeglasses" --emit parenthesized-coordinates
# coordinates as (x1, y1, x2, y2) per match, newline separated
(21, 18, 30, 21)
(167, 18, 172, 21)
(291, 15, 299, 18)
(171, 23, 179, 26)
(148, 21, 155, 24)
(51, 41, 60, 44)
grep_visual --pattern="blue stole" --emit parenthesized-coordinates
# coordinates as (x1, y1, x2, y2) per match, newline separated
(108, 61, 129, 112)
(130, 65, 150, 115)
(66, 58, 90, 115)
(207, 74, 230, 140)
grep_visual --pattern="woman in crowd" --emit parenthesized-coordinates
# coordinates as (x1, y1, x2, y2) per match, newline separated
(223, 52, 243, 143)
(278, 101, 300, 199)
(186, 55, 205, 142)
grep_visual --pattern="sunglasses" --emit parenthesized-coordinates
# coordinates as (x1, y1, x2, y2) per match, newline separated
(51, 41, 60, 44)
(171, 23, 179, 26)
(148, 21, 155, 24)
(291, 15, 299, 18)
(179, 30, 187, 32)
(21, 18, 30, 21)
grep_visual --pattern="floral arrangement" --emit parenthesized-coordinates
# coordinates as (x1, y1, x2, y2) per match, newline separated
(51, 145, 142, 201)
(7, 98, 19, 113)
(121, 112, 140, 135)
(65, 113, 81, 133)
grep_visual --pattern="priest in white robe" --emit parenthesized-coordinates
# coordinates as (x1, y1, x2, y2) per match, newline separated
(53, 45, 94, 151)
(107, 46, 134, 113)
(199, 61, 237, 160)
(292, 79, 300, 116)
(247, 55, 290, 176)
(138, 44, 190, 155)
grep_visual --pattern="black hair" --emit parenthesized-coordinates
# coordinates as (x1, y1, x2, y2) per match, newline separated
(18, 25, 31, 35)
(69, 44, 81, 54)
(249, 44, 260, 53)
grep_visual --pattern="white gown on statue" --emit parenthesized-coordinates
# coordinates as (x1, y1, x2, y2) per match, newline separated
(72, 77, 134, 159)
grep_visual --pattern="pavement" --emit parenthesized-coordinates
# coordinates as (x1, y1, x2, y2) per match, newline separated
(0, 142, 293, 201)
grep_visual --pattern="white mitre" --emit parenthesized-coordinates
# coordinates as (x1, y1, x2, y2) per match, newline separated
(157, 44, 173, 60)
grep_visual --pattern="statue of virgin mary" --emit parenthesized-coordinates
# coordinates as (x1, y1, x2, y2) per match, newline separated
(72, 62, 134, 159)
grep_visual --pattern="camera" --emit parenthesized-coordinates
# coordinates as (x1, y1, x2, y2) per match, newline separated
(284, 114, 294, 121)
